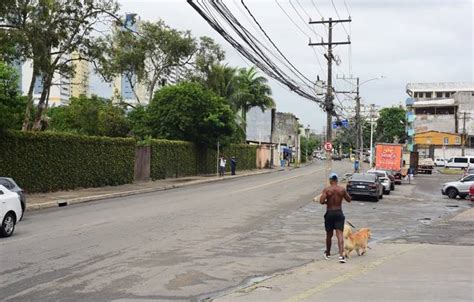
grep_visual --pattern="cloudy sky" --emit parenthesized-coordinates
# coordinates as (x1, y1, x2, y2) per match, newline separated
(92, 0, 473, 132)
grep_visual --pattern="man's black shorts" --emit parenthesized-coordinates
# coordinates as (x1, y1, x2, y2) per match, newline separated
(324, 209, 345, 231)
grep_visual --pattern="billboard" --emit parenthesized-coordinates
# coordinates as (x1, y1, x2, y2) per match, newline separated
(375, 144, 403, 171)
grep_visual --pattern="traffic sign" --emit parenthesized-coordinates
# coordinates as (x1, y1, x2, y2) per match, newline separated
(324, 142, 333, 151)
(332, 119, 349, 129)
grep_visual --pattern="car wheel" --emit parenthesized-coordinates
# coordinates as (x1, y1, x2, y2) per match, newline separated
(374, 195, 379, 202)
(0, 212, 16, 237)
(447, 188, 458, 199)
(391, 184, 395, 190)
(384, 189, 390, 195)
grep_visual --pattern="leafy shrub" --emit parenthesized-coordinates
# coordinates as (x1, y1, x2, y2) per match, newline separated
(150, 139, 257, 179)
(0, 130, 135, 193)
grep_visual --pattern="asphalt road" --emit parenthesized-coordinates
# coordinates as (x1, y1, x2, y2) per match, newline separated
(0, 163, 471, 301)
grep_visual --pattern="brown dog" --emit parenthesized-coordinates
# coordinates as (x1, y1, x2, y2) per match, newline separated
(344, 228, 371, 258)
(343, 224, 352, 239)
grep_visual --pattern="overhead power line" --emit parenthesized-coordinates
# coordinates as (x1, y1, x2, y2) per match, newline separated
(330, 0, 350, 37)
(240, 0, 316, 85)
(188, 0, 324, 104)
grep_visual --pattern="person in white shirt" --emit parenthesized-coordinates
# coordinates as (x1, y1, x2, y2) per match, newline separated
(219, 156, 226, 176)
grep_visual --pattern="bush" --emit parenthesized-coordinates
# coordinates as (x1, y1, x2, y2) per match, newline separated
(0, 130, 135, 193)
(150, 139, 198, 179)
(150, 139, 257, 179)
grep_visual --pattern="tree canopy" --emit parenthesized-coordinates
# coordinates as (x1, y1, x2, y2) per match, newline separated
(147, 82, 236, 147)
(0, 61, 26, 130)
(1, 0, 120, 130)
(376, 107, 406, 143)
(48, 95, 129, 137)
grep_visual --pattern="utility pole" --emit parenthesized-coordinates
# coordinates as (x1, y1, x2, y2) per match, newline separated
(309, 17, 351, 180)
(355, 77, 362, 161)
(462, 111, 466, 156)
(369, 104, 375, 168)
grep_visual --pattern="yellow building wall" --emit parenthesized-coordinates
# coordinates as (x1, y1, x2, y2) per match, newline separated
(414, 131, 461, 145)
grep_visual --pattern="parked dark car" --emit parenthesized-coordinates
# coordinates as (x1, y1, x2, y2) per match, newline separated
(0, 177, 26, 220)
(346, 173, 384, 202)
(332, 154, 342, 161)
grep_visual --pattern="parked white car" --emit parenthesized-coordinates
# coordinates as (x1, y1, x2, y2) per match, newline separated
(368, 170, 392, 195)
(0, 185, 23, 237)
(434, 158, 446, 167)
(441, 174, 474, 199)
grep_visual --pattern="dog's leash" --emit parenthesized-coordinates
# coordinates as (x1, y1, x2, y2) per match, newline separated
(346, 220, 356, 229)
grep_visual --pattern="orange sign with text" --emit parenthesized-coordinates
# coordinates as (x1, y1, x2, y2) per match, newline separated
(375, 144, 403, 171)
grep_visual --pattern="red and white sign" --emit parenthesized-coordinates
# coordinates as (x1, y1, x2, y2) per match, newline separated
(324, 142, 333, 151)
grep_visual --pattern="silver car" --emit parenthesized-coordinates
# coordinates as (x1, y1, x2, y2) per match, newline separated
(442, 174, 474, 199)
(368, 170, 392, 195)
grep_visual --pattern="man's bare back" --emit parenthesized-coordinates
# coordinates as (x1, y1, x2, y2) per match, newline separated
(319, 184, 351, 209)
(318, 173, 351, 263)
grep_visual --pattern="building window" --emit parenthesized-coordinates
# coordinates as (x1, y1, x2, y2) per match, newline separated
(443, 137, 449, 145)
(436, 92, 443, 98)
(425, 92, 432, 98)
(455, 137, 460, 144)
(414, 92, 419, 98)
(445, 92, 451, 98)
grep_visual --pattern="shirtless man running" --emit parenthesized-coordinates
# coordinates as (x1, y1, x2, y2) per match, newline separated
(319, 173, 351, 263)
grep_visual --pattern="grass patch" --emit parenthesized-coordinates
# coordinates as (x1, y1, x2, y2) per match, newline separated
(439, 168, 464, 175)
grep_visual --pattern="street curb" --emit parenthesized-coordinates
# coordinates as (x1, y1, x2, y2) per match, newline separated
(26, 169, 281, 211)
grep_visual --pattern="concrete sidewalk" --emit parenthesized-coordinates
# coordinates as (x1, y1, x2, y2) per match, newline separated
(211, 208, 474, 302)
(214, 243, 473, 302)
(26, 168, 281, 211)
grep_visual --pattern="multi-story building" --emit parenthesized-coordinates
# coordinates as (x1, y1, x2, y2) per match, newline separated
(405, 82, 474, 157)
(246, 107, 301, 167)
(14, 52, 90, 107)
(70, 53, 90, 98)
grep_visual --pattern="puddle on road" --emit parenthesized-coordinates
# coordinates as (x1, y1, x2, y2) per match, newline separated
(445, 205, 460, 212)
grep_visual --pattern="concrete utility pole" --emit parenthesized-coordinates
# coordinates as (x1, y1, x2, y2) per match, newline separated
(462, 111, 466, 156)
(309, 17, 351, 180)
(355, 78, 362, 161)
(369, 104, 376, 168)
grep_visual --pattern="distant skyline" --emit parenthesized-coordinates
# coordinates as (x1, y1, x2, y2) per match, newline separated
(91, 0, 473, 132)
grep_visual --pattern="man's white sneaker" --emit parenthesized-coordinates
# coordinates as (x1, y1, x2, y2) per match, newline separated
(339, 256, 346, 263)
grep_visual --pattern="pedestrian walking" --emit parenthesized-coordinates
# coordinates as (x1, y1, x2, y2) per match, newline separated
(354, 160, 360, 173)
(230, 156, 236, 175)
(318, 173, 352, 263)
(219, 156, 226, 176)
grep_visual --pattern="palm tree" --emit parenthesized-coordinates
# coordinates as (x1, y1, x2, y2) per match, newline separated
(205, 64, 237, 100)
(232, 66, 274, 124)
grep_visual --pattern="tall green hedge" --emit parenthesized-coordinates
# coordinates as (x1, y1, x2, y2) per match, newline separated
(149, 139, 198, 179)
(0, 130, 135, 193)
(150, 139, 257, 180)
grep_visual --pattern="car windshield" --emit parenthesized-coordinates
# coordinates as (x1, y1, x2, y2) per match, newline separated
(368, 171, 385, 178)
(351, 174, 376, 182)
